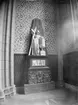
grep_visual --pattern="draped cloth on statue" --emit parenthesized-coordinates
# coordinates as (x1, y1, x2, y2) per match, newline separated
(30, 18, 44, 36)
(29, 18, 46, 56)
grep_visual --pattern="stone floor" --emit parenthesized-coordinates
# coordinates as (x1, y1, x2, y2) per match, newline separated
(0, 88, 78, 105)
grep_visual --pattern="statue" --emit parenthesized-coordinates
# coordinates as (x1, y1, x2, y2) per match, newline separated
(29, 18, 46, 56)
(26, 19, 52, 86)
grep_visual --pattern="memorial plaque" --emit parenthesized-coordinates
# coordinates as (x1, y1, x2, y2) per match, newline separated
(32, 59, 45, 66)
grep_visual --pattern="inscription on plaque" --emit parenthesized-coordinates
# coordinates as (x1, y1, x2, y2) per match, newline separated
(32, 60, 45, 66)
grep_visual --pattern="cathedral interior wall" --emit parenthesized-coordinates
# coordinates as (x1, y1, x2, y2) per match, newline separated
(14, 0, 78, 91)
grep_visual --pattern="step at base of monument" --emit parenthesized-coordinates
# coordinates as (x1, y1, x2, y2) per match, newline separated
(24, 81, 55, 94)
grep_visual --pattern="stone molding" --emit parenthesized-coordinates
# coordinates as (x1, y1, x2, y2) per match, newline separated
(0, 85, 16, 102)
(24, 81, 55, 94)
(65, 83, 78, 92)
(0, 89, 5, 102)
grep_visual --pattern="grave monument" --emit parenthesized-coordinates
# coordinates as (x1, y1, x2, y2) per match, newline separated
(24, 18, 55, 94)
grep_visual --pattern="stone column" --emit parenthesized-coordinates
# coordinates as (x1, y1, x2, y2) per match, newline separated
(4, 0, 16, 95)
(56, 3, 64, 87)
(0, 3, 5, 101)
(4, 0, 10, 89)
(5, 0, 12, 88)
(3, 0, 16, 96)
(58, 49, 64, 87)
(0, 0, 16, 100)
(0, 45, 5, 100)
(10, 0, 16, 94)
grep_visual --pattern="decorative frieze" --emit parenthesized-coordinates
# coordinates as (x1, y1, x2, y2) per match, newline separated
(28, 69, 52, 84)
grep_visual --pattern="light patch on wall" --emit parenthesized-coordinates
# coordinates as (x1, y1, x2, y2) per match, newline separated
(58, 19, 78, 54)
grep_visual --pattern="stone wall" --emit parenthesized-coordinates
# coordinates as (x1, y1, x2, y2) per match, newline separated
(14, 0, 57, 55)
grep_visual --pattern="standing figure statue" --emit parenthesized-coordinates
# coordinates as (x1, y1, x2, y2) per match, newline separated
(29, 18, 46, 56)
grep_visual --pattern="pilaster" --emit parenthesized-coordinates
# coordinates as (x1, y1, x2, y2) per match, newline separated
(4, 0, 16, 96)
(0, 0, 16, 100)
(10, 0, 16, 95)
(57, 45, 64, 87)
(0, 2, 5, 101)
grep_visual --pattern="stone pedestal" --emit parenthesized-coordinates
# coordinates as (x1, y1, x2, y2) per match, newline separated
(24, 82, 55, 94)
(24, 56, 55, 94)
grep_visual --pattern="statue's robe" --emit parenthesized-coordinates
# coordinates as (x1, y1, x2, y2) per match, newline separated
(28, 18, 46, 56)
(31, 35, 46, 56)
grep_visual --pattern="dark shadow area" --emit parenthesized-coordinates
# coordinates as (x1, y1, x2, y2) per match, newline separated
(14, 54, 28, 94)
(44, 0, 70, 4)
(63, 51, 78, 86)
(0, 0, 5, 4)
(48, 55, 58, 82)
(16, 87, 24, 94)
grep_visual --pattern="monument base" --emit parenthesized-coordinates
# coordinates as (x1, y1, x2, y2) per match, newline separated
(24, 81, 55, 94)
(24, 56, 55, 94)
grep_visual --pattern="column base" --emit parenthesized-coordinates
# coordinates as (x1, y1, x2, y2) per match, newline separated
(56, 81, 64, 88)
(0, 89, 5, 102)
(4, 85, 16, 98)
(0, 85, 16, 102)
